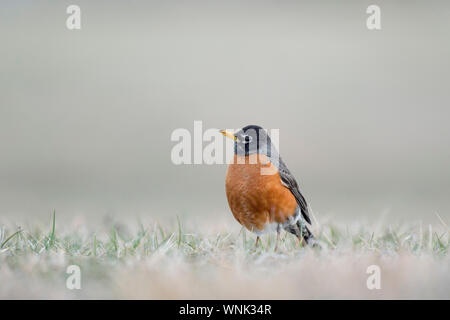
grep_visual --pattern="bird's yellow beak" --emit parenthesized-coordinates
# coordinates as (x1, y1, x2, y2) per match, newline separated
(220, 130, 237, 141)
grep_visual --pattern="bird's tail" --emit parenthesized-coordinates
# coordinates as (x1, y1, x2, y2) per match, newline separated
(286, 220, 315, 246)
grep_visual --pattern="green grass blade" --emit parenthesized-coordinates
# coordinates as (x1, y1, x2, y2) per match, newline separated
(49, 210, 56, 248)
(0, 229, 23, 249)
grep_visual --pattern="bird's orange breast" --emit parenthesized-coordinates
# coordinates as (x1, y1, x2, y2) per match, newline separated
(225, 154, 298, 233)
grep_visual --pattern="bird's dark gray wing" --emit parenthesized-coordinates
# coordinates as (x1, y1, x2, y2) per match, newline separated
(278, 158, 311, 225)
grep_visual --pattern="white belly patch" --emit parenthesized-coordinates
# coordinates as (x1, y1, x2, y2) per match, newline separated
(250, 209, 301, 236)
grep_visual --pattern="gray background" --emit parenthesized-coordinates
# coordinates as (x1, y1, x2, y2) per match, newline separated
(1, 1, 449, 224)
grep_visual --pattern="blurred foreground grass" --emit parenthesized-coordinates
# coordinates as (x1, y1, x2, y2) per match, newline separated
(0, 213, 449, 299)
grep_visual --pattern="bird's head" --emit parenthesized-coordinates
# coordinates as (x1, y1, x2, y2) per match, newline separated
(220, 125, 275, 158)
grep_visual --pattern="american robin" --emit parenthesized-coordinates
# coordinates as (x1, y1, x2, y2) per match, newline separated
(220, 125, 314, 248)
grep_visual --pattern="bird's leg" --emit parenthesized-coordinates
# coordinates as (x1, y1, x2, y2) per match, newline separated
(298, 236, 307, 247)
(275, 231, 280, 251)
(294, 224, 307, 247)
(255, 236, 261, 249)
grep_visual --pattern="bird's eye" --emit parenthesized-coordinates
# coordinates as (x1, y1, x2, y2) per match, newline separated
(242, 135, 252, 143)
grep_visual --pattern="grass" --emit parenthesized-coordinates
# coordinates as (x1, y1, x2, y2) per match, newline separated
(0, 213, 449, 299)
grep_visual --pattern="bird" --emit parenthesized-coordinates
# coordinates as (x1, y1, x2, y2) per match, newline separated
(220, 125, 314, 249)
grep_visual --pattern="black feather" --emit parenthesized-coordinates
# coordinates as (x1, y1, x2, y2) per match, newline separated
(278, 158, 311, 225)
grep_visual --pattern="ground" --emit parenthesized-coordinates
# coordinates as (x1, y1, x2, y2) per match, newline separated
(0, 213, 449, 299)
